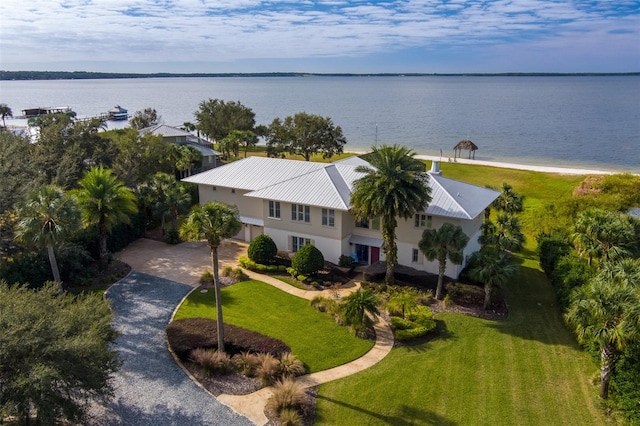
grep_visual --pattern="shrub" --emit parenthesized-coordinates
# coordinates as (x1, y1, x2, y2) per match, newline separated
(338, 254, 354, 268)
(391, 306, 436, 341)
(230, 267, 246, 281)
(199, 270, 213, 286)
(166, 318, 290, 360)
(536, 233, 572, 277)
(256, 352, 280, 385)
(291, 244, 324, 275)
(164, 228, 181, 244)
(443, 294, 454, 307)
(239, 255, 282, 272)
(190, 348, 233, 375)
(551, 255, 594, 309)
(268, 377, 306, 414)
(221, 266, 233, 277)
(247, 234, 278, 264)
(279, 352, 306, 378)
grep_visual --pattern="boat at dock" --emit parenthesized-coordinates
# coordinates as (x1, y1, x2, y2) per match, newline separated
(107, 105, 128, 121)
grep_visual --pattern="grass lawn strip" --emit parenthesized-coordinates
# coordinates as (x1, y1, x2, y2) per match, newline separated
(173, 280, 373, 373)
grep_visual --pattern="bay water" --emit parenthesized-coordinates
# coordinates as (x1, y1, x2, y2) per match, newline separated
(1, 76, 638, 172)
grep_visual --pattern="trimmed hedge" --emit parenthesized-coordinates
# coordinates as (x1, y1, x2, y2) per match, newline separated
(166, 317, 291, 360)
(238, 256, 288, 272)
(390, 306, 436, 341)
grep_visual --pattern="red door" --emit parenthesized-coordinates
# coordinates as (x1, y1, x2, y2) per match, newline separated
(370, 246, 380, 264)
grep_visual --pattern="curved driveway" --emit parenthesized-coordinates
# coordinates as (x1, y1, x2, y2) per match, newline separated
(89, 271, 252, 426)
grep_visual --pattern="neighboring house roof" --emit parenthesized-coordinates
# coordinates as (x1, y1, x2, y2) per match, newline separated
(139, 124, 192, 138)
(628, 207, 640, 219)
(184, 141, 219, 157)
(334, 155, 371, 167)
(183, 156, 500, 218)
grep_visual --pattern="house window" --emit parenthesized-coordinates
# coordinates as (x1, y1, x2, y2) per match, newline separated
(231, 188, 236, 194)
(291, 204, 310, 223)
(268, 201, 280, 219)
(290, 236, 312, 252)
(212, 186, 216, 191)
(322, 209, 335, 227)
(355, 218, 369, 228)
(412, 248, 423, 264)
(414, 214, 433, 228)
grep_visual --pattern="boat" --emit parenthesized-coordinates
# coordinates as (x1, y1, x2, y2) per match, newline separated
(107, 105, 128, 121)
(21, 106, 74, 118)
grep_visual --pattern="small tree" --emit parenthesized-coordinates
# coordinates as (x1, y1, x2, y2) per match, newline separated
(248, 234, 278, 264)
(180, 202, 242, 352)
(291, 244, 324, 275)
(468, 247, 518, 310)
(15, 185, 81, 284)
(343, 289, 380, 335)
(0, 103, 13, 128)
(0, 281, 119, 424)
(129, 107, 160, 130)
(419, 223, 469, 300)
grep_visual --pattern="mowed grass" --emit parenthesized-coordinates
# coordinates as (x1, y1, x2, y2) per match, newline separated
(315, 240, 607, 425)
(315, 164, 609, 425)
(173, 280, 374, 372)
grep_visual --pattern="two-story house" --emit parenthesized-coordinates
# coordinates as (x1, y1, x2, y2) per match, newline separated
(183, 156, 499, 278)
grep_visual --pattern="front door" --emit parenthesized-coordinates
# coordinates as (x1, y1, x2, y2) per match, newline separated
(371, 246, 380, 263)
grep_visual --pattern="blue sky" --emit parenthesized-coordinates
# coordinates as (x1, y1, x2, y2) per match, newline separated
(1, 0, 638, 73)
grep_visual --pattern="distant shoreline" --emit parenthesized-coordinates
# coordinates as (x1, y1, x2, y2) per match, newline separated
(2, 70, 639, 81)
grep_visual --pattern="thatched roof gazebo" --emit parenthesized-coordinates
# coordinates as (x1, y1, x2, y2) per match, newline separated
(453, 139, 478, 159)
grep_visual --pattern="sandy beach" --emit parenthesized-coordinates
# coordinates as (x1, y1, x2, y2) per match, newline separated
(414, 154, 635, 175)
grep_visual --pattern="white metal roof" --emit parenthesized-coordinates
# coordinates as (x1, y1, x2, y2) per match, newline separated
(426, 173, 499, 219)
(139, 124, 192, 138)
(183, 157, 499, 219)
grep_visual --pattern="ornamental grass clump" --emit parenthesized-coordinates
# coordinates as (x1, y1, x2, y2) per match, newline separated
(256, 352, 280, 385)
(278, 352, 306, 378)
(232, 351, 259, 376)
(190, 348, 233, 375)
(267, 377, 306, 417)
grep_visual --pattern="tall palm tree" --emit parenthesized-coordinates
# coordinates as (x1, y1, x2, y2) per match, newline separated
(468, 247, 518, 310)
(343, 289, 380, 335)
(350, 145, 432, 284)
(180, 201, 242, 352)
(0, 103, 13, 128)
(565, 270, 640, 399)
(419, 223, 469, 300)
(147, 172, 191, 235)
(73, 166, 138, 270)
(15, 185, 80, 283)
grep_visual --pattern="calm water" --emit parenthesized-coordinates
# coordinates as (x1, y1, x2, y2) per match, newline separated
(1, 76, 638, 171)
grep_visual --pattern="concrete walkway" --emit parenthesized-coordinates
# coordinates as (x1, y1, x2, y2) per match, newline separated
(116, 238, 394, 425)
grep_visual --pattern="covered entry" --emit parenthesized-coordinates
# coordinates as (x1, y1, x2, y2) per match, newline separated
(239, 216, 264, 242)
(348, 235, 384, 265)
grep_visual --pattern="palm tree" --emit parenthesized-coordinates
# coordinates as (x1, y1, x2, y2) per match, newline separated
(386, 288, 418, 319)
(343, 289, 380, 336)
(571, 208, 633, 266)
(73, 166, 138, 270)
(350, 145, 432, 284)
(0, 103, 13, 128)
(480, 212, 525, 252)
(419, 223, 469, 300)
(492, 182, 524, 214)
(147, 172, 191, 236)
(15, 186, 80, 283)
(565, 271, 640, 399)
(180, 201, 242, 352)
(468, 247, 518, 310)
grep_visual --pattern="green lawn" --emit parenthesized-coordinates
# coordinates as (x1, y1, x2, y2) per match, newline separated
(173, 280, 374, 372)
(314, 239, 607, 425)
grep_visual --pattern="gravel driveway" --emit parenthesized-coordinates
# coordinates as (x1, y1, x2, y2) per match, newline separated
(88, 271, 252, 426)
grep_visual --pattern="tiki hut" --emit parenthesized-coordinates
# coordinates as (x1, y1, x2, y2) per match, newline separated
(453, 139, 478, 159)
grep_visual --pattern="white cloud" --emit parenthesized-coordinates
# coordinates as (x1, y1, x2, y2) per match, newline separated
(0, 0, 637, 71)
